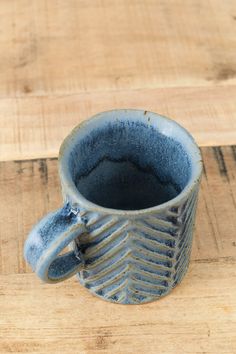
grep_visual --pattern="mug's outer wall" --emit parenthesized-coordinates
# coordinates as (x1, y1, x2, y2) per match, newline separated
(58, 110, 202, 304)
(67, 181, 199, 304)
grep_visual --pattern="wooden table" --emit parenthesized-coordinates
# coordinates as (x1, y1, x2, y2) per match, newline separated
(0, 1, 236, 353)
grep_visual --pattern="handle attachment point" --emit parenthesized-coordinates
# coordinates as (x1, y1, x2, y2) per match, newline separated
(24, 204, 87, 283)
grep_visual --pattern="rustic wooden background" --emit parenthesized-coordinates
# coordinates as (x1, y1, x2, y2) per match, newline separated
(0, 1, 236, 353)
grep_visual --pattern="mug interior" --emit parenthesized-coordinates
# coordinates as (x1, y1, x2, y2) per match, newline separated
(62, 111, 195, 211)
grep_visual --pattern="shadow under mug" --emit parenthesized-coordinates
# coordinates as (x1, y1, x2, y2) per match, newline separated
(24, 109, 202, 304)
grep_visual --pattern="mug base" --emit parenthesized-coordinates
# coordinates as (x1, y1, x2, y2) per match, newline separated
(75, 263, 189, 305)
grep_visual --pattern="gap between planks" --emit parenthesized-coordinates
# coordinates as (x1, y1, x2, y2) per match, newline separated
(0, 146, 236, 275)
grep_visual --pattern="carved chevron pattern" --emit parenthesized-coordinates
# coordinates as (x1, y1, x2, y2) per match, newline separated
(75, 186, 199, 304)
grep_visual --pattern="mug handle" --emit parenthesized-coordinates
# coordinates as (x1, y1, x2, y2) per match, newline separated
(24, 203, 86, 283)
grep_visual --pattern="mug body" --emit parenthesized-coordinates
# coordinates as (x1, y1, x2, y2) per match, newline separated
(59, 109, 202, 304)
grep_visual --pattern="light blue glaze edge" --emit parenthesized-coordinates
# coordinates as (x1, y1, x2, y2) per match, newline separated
(59, 109, 202, 215)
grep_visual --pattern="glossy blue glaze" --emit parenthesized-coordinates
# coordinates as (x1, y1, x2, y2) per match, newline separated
(24, 109, 202, 304)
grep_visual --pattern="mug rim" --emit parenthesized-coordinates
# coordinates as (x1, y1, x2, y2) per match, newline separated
(59, 109, 202, 215)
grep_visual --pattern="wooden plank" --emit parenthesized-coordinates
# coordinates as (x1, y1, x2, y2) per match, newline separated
(0, 158, 60, 274)
(1, 1, 236, 352)
(194, 146, 236, 260)
(0, 146, 236, 275)
(0, 0, 236, 97)
(1, 85, 236, 161)
(0, 261, 235, 354)
(0, 147, 236, 353)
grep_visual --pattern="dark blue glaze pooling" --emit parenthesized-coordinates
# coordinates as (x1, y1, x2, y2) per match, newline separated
(70, 121, 191, 210)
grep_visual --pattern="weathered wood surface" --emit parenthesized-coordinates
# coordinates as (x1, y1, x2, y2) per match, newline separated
(1, 0, 236, 352)
(0, 0, 236, 161)
(0, 0, 236, 96)
(0, 147, 235, 353)
(1, 86, 236, 162)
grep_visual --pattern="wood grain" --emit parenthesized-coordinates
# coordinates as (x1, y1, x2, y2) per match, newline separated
(0, 0, 236, 96)
(1, 0, 236, 352)
(0, 158, 60, 274)
(1, 85, 236, 161)
(0, 146, 236, 353)
(0, 0, 236, 161)
(1, 146, 236, 275)
(0, 261, 235, 354)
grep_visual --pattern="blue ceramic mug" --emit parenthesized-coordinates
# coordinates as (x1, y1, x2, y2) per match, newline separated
(24, 109, 202, 304)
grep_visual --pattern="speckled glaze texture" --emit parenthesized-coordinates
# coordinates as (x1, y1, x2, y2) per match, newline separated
(24, 109, 202, 304)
